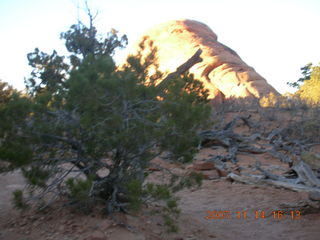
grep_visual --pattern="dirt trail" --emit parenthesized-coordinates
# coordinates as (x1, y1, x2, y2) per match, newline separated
(1, 160, 320, 240)
(178, 180, 320, 240)
(1, 108, 320, 240)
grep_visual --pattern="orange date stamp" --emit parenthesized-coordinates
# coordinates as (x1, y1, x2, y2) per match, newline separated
(205, 210, 301, 220)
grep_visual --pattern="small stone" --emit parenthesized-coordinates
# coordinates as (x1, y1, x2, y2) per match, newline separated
(201, 170, 220, 180)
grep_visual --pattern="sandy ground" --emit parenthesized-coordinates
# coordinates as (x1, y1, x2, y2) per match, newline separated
(1, 154, 320, 240)
(1, 109, 320, 240)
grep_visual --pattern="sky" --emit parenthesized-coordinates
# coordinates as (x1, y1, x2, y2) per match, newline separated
(0, 0, 320, 94)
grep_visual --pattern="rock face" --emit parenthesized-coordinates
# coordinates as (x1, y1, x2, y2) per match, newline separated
(129, 19, 278, 100)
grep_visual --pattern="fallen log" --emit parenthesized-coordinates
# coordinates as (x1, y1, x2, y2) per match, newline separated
(292, 161, 320, 188)
(227, 172, 320, 194)
(279, 200, 320, 214)
(255, 161, 290, 182)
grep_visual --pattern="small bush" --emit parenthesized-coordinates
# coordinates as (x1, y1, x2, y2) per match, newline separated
(12, 189, 28, 210)
(163, 214, 179, 232)
(22, 166, 49, 188)
(65, 177, 94, 212)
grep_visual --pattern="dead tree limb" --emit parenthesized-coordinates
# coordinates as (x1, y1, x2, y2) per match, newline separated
(157, 49, 202, 91)
(255, 161, 291, 182)
(228, 173, 320, 194)
(292, 161, 320, 187)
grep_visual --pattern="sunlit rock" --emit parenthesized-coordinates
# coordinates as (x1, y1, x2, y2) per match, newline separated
(127, 19, 279, 100)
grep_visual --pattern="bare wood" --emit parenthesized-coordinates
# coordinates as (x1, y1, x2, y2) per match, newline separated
(227, 173, 266, 186)
(292, 161, 320, 187)
(279, 201, 320, 214)
(173, 49, 203, 75)
(255, 161, 289, 182)
(157, 49, 203, 91)
(227, 173, 320, 194)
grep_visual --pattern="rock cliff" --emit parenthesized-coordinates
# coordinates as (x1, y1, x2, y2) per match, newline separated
(127, 19, 278, 100)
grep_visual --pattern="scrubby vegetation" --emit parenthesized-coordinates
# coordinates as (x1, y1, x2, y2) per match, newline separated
(0, 8, 211, 231)
(0, 3, 319, 236)
(288, 63, 320, 105)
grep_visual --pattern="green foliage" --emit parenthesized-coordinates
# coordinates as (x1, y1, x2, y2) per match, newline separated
(144, 183, 171, 200)
(171, 171, 204, 192)
(141, 182, 181, 232)
(12, 190, 28, 210)
(0, 80, 15, 105)
(287, 63, 313, 88)
(0, 81, 33, 171)
(26, 48, 69, 95)
(296, 65, 320, 105)
(65, 177, 94, 212)
(61, 24, 127, 60)
(286, 63, 320, 105)
(22, 166, 50, 188)
(0, 8, 211, 223)
(159, 74, 211, 163)
(126, 179, 143, 211)
(163, 214, 179, 232)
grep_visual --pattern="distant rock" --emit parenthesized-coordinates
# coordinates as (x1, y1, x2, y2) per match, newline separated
(127, 19, 279, 100)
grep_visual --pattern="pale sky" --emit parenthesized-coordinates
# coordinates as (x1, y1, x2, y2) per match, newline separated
(1, 0, 320, 93)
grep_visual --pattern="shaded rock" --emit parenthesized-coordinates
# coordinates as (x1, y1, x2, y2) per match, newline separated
(127, 19, 278, 100)
(150, 157, 182, 170)
(200, 170, 220, 180)
(189, 160, 228, 177)
(192, 161, 216, 171)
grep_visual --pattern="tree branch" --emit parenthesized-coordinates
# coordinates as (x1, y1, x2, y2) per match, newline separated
(157, 49, 203, 91)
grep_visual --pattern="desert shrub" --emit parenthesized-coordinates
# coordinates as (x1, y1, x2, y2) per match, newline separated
(287, 63, 320, 105)
(296, 65, 320, 105)
(65, 177, 94, 213)
(259, 92, 309, 110)
(0, 10, 211, 222)
(12, 189, 28, 210)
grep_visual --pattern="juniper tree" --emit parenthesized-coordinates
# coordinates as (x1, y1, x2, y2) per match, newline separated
(0, 10, 211, 220)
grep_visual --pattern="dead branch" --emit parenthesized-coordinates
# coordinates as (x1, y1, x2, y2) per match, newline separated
(228, 172, 320, 194)
(157, 49, 203, 91)
(199, 115, 298, 165)
(292, 161, 320, 187)
(255, 161, 292, 182)
(279, 200, 320, 214)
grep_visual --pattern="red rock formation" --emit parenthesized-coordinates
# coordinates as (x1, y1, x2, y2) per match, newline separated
(127, 19, 279, 100)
